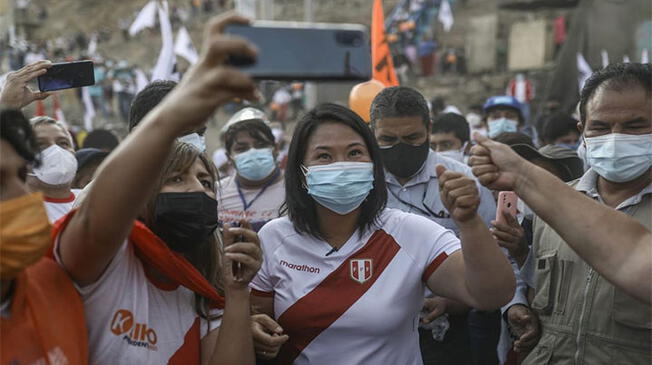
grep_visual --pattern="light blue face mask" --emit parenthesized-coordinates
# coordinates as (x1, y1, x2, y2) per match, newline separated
(585, 133, 652, 183)
(303, 161, 374, 215)
(234, 148, 277, 181)
(178, 133, 206, 152)
(488, 118, 518, 139)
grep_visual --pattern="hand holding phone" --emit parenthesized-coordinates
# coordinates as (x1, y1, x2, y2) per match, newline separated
(226, 219, 256, 281)
(37, 60, 95, 92)
(496, 191, 518, 225)
(0, 60, 52, 109)
(224, 21, 371, 81)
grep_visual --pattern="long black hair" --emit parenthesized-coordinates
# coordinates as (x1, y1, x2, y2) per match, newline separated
(284, 103, 387, 239)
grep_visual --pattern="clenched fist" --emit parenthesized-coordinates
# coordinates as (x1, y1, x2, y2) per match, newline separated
(436, 164, 480, 223)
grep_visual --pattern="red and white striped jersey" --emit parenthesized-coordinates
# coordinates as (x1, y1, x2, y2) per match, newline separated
(250, 208, 461, 365)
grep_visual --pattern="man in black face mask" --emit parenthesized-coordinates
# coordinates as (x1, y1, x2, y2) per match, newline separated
(370, 86, 499, 365)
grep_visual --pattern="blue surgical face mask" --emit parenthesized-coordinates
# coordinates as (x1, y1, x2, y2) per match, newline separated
(178, 133, 206, 152)
(234, 148, 276, 181)
(488, 118, 518, 139)
(303, 161, 374, 215)
(585, 133, 652, 183)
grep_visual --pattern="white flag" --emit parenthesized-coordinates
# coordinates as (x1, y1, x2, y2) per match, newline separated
(642, 49, 649, 64)
(151, 0, 177, 82)
(577, 53, 592, 93)
(438, 0, 454, 32)
(600, 50, 609, 68)
(134, 68, 149, 93)
(623, 55, 631, 63)
(174, 27, 199, 64)
(87, 33, 98, 56)
(82, 87, 95, 131)
(129, 1, 157, 37)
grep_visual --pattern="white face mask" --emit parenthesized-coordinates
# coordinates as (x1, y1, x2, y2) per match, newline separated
(31, 144, 78, 186)
(585, 133, 652, 183)
(438, 143, 467, 163)
(177, 133, 206, 152)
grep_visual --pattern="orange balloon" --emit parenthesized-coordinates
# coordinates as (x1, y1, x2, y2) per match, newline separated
(349, 79, 386, 123)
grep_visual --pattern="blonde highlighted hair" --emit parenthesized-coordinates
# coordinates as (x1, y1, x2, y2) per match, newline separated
(143, 142, 224, 320)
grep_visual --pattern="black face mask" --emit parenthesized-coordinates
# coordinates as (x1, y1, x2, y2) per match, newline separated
(379, 140, 430, 178)
(151, 192, 219, 254)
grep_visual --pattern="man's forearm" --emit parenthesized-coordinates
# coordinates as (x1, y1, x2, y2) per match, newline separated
(514, 164, 651, 303)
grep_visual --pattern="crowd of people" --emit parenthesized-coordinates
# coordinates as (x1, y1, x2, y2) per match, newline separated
(1, 11, 651, 365)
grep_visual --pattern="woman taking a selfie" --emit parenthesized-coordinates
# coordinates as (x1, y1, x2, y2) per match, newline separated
(250, 103, 515, 364)
(54, 14, 262, 364)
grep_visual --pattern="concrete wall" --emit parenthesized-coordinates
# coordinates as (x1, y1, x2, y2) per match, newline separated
(507, 19, 550, 70)
(466, 14, 498, 73)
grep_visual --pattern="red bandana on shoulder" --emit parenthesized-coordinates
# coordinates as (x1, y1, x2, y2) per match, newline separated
(50, 210, 225, 309)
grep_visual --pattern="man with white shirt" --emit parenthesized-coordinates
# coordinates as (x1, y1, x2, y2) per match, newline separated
(370, 86, 499, 365)
(26, 117, 80, 223)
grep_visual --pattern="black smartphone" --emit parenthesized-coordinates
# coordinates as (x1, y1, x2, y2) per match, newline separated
(232, 222, 244, 280)
(224, 21, 371, 81)
(37, 60, 95, 92)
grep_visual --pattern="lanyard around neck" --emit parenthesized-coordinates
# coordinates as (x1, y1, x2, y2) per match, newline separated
(236, 169, 281, 211)
(387, 183, 450, 219)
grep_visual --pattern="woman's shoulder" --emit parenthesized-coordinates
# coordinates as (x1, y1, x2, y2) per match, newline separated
(258, 216, 304, 248)
(258, 216, 294, 237)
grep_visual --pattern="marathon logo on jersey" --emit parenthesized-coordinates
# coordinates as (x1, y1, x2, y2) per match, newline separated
(280, 260, 320, 274)
(110, 309, 158, 351)
(350, 259, 373, 284)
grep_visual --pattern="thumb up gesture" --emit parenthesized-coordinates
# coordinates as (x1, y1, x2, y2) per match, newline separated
(436, 165, 480, 223)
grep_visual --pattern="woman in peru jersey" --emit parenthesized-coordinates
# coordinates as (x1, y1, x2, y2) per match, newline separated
(250, 103, 516, 364)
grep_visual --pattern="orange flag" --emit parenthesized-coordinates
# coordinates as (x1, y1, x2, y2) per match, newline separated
(372, 0, 399, 87)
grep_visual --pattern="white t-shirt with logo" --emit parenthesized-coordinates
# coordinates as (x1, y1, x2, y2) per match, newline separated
(56, 241, 222, 364)
(218, 174, 285, 232)
(250, 208, 461, 365)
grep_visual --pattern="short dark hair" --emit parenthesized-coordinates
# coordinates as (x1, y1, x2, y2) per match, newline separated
(370, 86, 430, 130)
(542, 113, 579, 144)
(284, 103, 387, 239)
(223, 119, 275, 155)
(83, 129, 120, 151)
(431, 113, 470, 144)
(430, 96, 446, 115)
(128, 80, 177, 131)
(579, 62, 651, 124)
(1, 109, 40, 166)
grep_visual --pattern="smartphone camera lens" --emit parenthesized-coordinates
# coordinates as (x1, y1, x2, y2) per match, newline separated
(335, 31, 363, 47)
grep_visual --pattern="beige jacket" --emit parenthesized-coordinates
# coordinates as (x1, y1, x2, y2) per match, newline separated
(523, 173, 652, 365)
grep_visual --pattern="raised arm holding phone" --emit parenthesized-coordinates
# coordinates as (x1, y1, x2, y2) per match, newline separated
(56, 14, 262, 365)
